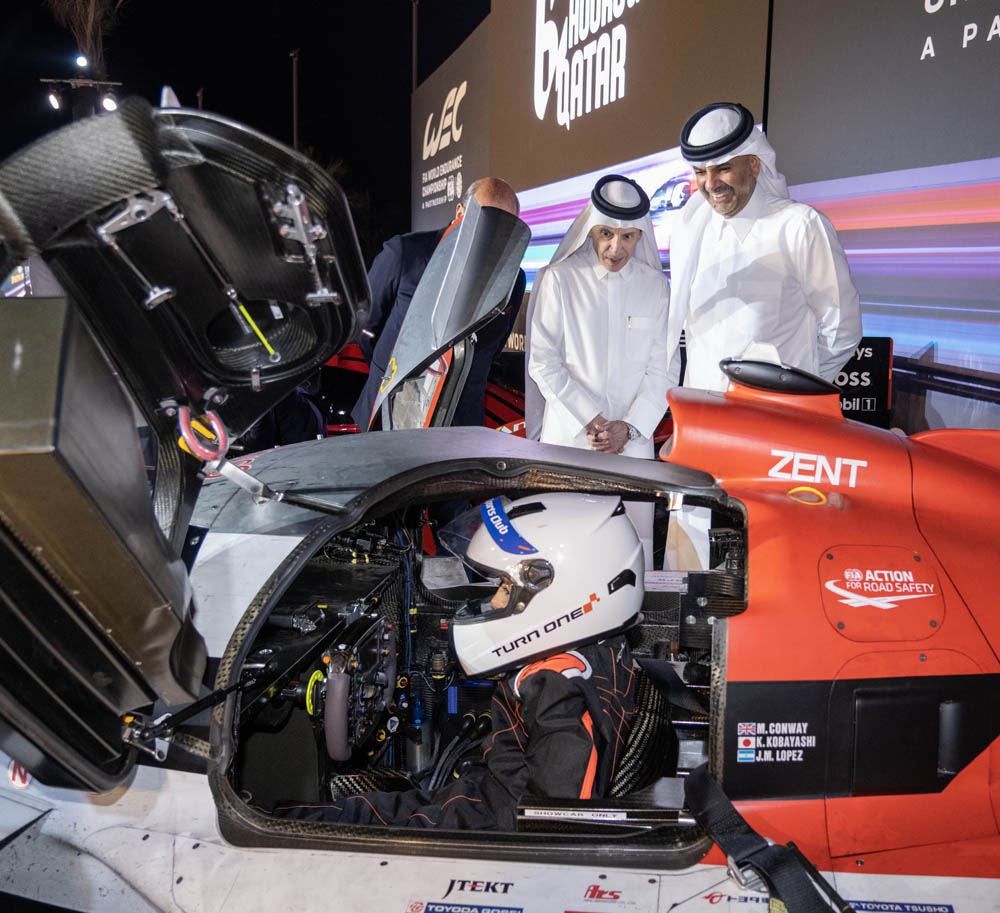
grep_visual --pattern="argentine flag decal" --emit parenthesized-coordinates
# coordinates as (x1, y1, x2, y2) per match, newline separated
(481, 498, 538, 554)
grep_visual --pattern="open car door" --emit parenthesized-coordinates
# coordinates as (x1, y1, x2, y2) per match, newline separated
(0, 98, 368, 792)
(369, 197, 529, 430)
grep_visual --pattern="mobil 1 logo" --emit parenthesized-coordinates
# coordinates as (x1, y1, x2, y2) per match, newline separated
(836, 337, 892, 428)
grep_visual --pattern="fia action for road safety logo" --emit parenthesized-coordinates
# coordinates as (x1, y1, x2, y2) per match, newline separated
(819, 546, 944, 642)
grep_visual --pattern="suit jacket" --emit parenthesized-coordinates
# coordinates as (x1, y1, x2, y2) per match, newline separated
(352, 226, 525, 429)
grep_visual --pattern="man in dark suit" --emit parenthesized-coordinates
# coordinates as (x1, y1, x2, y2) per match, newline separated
(352, 177, 525, 429)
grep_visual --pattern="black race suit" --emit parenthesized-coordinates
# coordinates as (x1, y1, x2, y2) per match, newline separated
(276, 637, 634, 829)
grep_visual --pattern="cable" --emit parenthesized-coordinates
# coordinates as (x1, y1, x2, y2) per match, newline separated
(396, 530, 413, 673)
(428, 712, 477, 790)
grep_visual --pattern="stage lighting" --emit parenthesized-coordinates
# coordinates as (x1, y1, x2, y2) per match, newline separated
(47, 89, 64, 110)
(75, 54, 88, 68)
(100, 93, 118, 112)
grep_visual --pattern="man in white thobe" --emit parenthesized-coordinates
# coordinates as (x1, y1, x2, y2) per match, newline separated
(528, 175, 671, 563)
(665, 102, 862, 568)
(667, 102, 861, 392)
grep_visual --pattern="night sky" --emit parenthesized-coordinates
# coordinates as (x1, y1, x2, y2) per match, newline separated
(1, 0, 489, 262)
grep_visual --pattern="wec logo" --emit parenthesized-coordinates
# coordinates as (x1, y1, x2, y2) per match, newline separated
(422, 80, 466, 161)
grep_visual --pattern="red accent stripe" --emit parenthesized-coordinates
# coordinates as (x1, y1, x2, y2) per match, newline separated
(422, 349, 453, 427)
(579, 711, 597, 799)
(440, 215, 462, 241)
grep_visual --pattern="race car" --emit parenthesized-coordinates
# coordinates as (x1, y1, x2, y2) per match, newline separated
(0, 98, 998, 913)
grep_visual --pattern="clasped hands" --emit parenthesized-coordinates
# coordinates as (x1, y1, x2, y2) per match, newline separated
(586, 414, 629, 453)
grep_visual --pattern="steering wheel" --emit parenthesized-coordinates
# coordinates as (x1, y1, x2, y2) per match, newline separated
(323, 621, 398, 761)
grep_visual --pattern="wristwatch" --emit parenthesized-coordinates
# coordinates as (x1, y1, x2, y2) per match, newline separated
(625, 422, 640, 442)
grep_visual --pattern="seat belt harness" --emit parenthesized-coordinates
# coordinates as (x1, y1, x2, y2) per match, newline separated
(684, 764, 854, 913)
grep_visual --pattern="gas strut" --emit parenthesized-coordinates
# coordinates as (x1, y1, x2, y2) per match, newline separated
(121, 667, 270, 762)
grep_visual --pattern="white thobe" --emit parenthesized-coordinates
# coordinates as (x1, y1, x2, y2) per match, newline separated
(528, 245, 670, 565)
(668, 184, 862, 392)
(528, 244, 671, 454)
(663, 184, 862, 571)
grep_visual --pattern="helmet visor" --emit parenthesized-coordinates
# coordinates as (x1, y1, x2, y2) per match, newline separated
(453, 557, 554, 625)
(440, 497, 555, 625)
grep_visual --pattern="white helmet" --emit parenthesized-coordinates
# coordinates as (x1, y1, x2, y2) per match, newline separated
(448, 492, 644, 677)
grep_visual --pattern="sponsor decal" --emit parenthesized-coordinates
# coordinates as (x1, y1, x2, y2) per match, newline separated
(481, 498, 538, 555)
(847, 903, 954, 913)
(443, 881, 515, 899)
(735, 721, 817, 764)
(533, 0, 641, 130)
(836, 370, 872, 388)
(820, 548, 945, 639)
(768, 449, 867, 489)
(834, 339, 892, 426)
(583, 884, 622, 901)
(824, 567, 937, 610)
(703, 893, 768, 906)
(420, 905, 522, 913)
(7, 760, 31, 790)
(490, 600, 599, 659)
(841, 396, 878, 413)
(498, 420, 526, 435)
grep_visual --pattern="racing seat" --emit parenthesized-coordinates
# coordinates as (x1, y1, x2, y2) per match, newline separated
(609, 666, 676, 796)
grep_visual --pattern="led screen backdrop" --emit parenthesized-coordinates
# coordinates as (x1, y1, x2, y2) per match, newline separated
(412, 0, 768, 230)
(413, 0, 1000, 425)
(767, 0, 1000, 383)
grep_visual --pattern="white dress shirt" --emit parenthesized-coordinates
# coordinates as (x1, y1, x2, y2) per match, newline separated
(669, 183, 862, 392)
(528, 243, 671, 458)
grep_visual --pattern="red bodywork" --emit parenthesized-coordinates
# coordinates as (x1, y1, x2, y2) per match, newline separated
(661, 382, 1000, 879)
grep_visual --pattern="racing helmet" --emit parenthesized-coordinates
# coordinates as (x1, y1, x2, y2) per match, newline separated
(448, 492, 644, 677)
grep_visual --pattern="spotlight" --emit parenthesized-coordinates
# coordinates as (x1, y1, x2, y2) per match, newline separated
(75, 54, 88, 68)
(100, 93, 118, 112)
(47, 89, 64, 110)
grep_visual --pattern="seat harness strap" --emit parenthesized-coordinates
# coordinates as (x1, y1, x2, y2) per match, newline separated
(684, 764, 854, 913)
